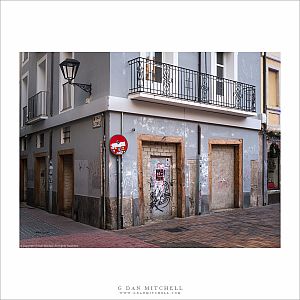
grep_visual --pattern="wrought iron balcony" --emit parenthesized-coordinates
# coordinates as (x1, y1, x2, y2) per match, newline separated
(128, 57, 256, 115)
(22, 106, 27, 127)
(26, 91, 48, 124)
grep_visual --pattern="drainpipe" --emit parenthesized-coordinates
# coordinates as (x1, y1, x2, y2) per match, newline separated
(48, 52, 54, 213)
(196, 53, 202, 215)
(120, 112, 124, 228)
(116, 112, 124, 229)
(198, 52, 201, 102)
(50, 52, 54, 117)
(48, 130, 53, 213)
(262, 52, 268, 206)
(197, 124, 202, 215)
(102, 112, 106, 229)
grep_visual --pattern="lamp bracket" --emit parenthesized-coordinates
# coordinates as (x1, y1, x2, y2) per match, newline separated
(72, 82, 92, 96)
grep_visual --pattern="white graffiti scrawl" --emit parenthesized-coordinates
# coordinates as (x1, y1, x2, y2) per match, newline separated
(149, 158, 171, 217)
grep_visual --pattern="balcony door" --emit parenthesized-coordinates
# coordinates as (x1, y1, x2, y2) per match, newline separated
(36, 55, 47, 118)
(142, 52, 178, 97)
(211, 52, 238, 108)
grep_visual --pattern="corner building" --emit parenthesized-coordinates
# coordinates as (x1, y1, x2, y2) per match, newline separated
(20, 52, 263, 230)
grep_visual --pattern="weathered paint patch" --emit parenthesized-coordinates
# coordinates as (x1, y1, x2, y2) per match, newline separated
(250, 160, 259, 207)
(243, 192, 250, 208)
(74, 159, 101, 197)
(187, 159, 196, 216)
(122, 197, 133, 228)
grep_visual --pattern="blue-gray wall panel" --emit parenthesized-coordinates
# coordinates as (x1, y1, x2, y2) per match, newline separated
(238, 52, 261, 114)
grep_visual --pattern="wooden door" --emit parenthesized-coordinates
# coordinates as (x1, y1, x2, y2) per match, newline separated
(63, 155, 73, 217)
(211, 145, 235, 210)
(35, 157, 47, 209)
(20, 159, 27, 202)
(58, 153, 74, 218)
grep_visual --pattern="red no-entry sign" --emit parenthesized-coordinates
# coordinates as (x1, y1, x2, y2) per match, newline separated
(109, 134, 128, 155)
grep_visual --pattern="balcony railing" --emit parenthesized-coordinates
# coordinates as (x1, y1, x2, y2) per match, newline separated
(22, 106, 27, 127)
(27, 91, 48, 124)
(128, 57, 256, 113)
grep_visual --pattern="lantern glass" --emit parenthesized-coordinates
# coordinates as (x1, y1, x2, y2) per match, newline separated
(59, 58, 80, 82)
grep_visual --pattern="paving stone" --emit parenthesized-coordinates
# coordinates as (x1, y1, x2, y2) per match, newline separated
(117, 204, 280, 248)
(19, 204, 280, 248)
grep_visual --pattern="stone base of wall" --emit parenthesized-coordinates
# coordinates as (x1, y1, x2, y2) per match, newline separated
(105, 197, 137, 229)
(27, 188, 34, 206)
(122, 197, 133, 228)
(133, 198, 140, 226)
(244, 192, 250, 208)
(105, 197, 117, 230)
(200, 195, 209, 213)
(268, 192, 280, 204)
(51, 191, 57, 214)
(73, 195, 101, 228)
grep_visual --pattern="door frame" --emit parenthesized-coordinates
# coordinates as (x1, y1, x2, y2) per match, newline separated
(57, 149, 74, 216)
(208, 139, 243, 210)
(20, 156, 28, 202)
(137, 134, 185, 224)
(34, 152, 48, 208)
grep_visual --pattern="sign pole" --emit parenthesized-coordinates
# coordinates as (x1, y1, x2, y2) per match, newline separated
(109, 134, 128, 229)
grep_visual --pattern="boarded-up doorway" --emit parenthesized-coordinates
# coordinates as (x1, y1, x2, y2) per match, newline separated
(142, 143, 177, 222)
(209, 139, 243, 211)
(58, 150, 74, 218)
(20, 158, 28, 203)
(34, 155, 47, 209)
(138, 135, 185, 225)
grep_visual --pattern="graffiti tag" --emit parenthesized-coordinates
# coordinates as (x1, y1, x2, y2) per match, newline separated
(149, 177, 171, 212)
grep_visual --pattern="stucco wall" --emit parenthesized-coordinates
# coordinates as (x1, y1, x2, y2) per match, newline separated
(108, 112, 259, 211)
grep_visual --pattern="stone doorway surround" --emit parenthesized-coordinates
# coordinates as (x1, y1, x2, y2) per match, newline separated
(208, 139, 243, 210)
(137, 134, 185, 225)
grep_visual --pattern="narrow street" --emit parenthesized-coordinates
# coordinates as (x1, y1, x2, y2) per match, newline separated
(20, 203, 280, 248)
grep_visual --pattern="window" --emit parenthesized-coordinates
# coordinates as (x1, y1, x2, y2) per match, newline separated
(62, 82, 72, 110)
(146, 52, 162, 83)
(211, 52, 238, 80)
(216, 52, 224, 96)
(61, 126, 70, 144)
(22, 52, 29, 65)
(36, 133, 44, 148)
(267, 143, 280, 190)
(37, 55, 47, 93)
(21, 72, 29, 127)
(59, 53, 74, 112)
(268, 69, 279, 107)
(21, 138, 27, 151)
(210, 52, 238, 107)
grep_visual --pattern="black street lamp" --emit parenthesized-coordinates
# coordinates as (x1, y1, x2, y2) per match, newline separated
(59, 58, 92, 96)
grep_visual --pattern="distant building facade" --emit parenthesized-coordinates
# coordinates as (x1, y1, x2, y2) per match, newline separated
(261, 52, 281, 204)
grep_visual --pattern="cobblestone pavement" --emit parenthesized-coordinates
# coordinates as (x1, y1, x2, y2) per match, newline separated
(20, 205, 157, 248)
(116, 204, 280, 248)
(20, 203, 280, 248)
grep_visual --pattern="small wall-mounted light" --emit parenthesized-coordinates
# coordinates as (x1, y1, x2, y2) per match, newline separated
(59, 58, 92, 96)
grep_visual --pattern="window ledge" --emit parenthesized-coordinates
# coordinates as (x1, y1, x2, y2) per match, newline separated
(26, 115, 48, 125)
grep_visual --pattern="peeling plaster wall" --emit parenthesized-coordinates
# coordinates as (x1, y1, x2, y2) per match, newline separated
(199, 124, 259, 195)
(108, 112, 259, 219)
(50, 116, 103, 197)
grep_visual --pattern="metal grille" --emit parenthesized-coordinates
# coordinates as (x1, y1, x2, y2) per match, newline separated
(128, 57, 256, 112)
(23, 106, 27, 126)
(27, 91, 47, 122)
(62, 126, 70, 143)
